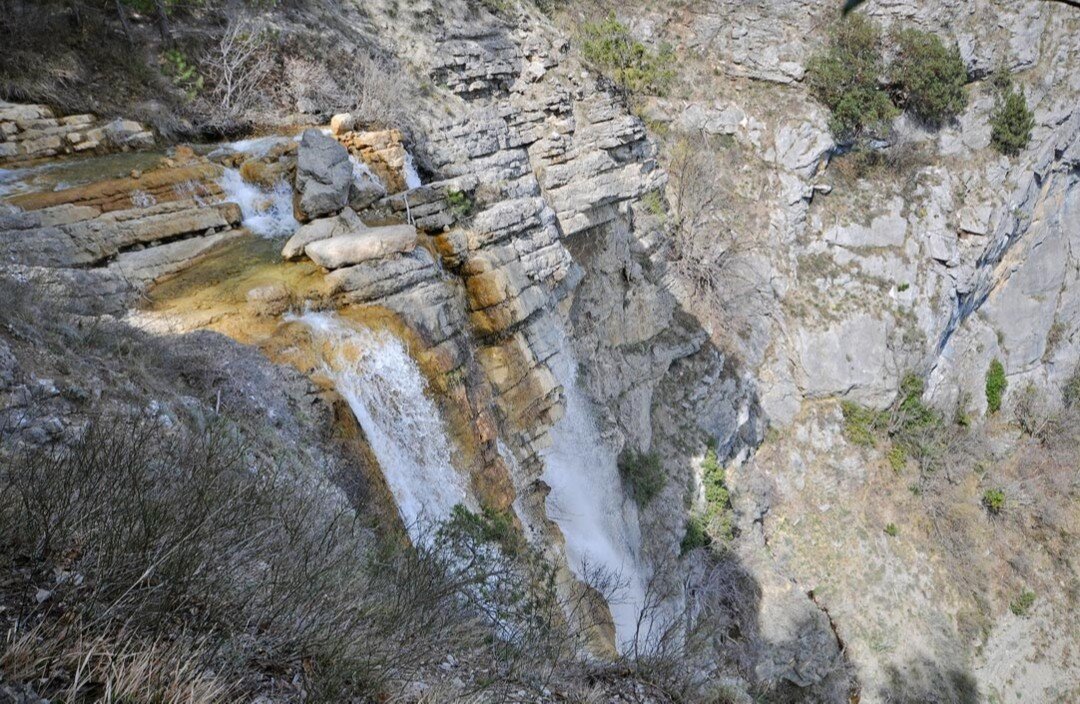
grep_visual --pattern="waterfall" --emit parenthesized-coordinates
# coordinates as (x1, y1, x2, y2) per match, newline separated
(540, 351, 652, 653)
(291, 311, 472, 541)
(349, 154, 387, 194)
(403, 149, 422, 190)
(218, 168, 299, 239)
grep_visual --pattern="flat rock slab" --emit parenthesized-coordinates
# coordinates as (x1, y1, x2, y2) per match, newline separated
(281, 207, 366, 261)
(304, 225, 418, 270)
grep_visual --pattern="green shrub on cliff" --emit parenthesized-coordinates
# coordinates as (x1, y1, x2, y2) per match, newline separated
(618, 448, 665, 507)
(841, 400, 887, 446)
(889, 28, 968, 126)
(806, 13, 898, 140)
(809, 17, 972, 140)
(1010, 588, 1036, 616)
(983, 487, 1006, 514)
(986, 359, 1007, 413)
(579, 13, 674, 97)
(448, 504, 522, 554)
(680, 514, 711, 554)
(679, 444, 735, 555)
(701, 444, 735, 543)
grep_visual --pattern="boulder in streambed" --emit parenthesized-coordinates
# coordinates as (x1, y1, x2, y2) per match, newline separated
(281, 207, 366, 261)
(303, 225, 418, 270)
(293, 129, 351, 221)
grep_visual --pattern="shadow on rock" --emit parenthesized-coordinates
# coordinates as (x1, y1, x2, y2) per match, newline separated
(879, 657, 980, 704)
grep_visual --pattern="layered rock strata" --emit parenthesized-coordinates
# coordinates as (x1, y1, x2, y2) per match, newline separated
(0, 101, 154, 166)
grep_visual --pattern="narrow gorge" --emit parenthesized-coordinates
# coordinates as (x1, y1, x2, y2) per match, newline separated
(0, 1, 1077, 703)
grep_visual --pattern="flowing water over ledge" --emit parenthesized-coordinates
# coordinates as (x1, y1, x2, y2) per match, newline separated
(7, 129, 652, 655)
(541, 349, 652, 653)
(218, 167, 300, 239)
(291, 310, 475, 541)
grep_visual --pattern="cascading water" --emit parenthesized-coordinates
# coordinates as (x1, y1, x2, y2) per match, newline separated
(403, 149, 422, 190)
(291, 311, 472, 542)
(540, 349, 652, 653)
(217, 168, 299, 238)
(349, 154, 387, 194)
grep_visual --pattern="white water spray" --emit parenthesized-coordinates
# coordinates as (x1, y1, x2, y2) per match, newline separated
(218, 168, 299, 238)
(403, 150, 422, 190)
(292, 311, 471, 541)
(540, 350, 652, 653)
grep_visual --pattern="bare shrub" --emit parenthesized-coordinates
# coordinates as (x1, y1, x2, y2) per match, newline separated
(604, 552, 766, 703)
(200, 17, 275, 125)
(661, 129, 770, 352)
(1013, 381, 1053, 439)
(0, 409, 625, 700)
(282, 52, 415, 132)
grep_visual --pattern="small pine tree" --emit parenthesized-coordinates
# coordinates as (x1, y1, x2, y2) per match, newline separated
(618, 448, 665, 508)
(990, 88, 1035, 156)
(1010, 588, 1036, 616)
(982, 487, 1006, 514)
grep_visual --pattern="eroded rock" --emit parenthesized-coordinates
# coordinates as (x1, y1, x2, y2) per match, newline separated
(281, 207, 366, 261)
(304, 224, 418, 269)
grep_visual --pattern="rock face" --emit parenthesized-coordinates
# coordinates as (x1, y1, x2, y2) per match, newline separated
(626, 1, 1080, 701)
(1, 153, 243, 312)
(7, 163, 224, 213)
(0, 102, 154, 165)
(293, 129, 353, 221)
(338, 129, 411, 193)
(0, 200, 241, 268)
(237, 14, 763, 676)
(6, 0, 1077, 700)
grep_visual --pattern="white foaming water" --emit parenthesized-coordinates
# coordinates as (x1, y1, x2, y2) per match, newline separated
(403, 149, 422, 190)
(540, 351, 651, 653)
(349, 154, 387, 194)
(292, 311, 471, 541)
(218, 168, 299, 238)
(208, 136, 292, 160)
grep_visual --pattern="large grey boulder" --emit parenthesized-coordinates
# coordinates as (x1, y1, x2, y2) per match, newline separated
(281, 207, 366, 261)
(304, 225, 418, 270)
(294, 129, 352, 221)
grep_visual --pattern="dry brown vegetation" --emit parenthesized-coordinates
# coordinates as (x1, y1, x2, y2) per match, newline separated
(0, 411, 643, 701)
(844, 370, 1080, 640)
(0, 0, 419, 139)
(659, 129, 772, 353)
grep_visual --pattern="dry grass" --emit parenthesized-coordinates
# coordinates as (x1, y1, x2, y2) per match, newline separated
(0, 413, 581, 700)
(3, 622, 235, 704)
(0, 408, 690, 701)
(0, 1, 168, 119)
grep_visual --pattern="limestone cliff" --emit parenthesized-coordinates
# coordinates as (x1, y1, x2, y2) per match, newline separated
(2, 0, 1079, 702)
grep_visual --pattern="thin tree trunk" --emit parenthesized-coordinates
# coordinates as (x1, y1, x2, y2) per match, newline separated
(153, 0, 172, 42)
(114, 0, 133, 44)
(67, 0, 82, 28)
